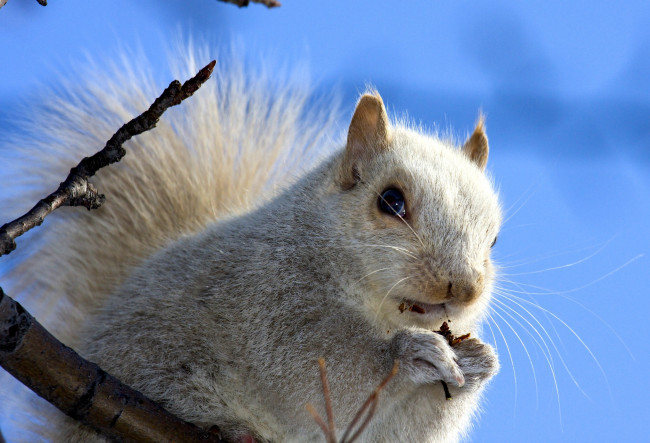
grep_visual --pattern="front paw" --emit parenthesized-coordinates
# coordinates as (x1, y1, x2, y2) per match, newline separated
(390, 329, 465, 387)
(453, 338, 499, 390)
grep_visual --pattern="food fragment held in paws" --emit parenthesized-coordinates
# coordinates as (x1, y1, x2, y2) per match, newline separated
(435, 322, 471, 400)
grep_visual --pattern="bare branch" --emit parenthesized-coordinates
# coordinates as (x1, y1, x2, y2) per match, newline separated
(0, 60, 222, 440)
(0, 0, 46, 8)
(0, 287, 226, 442)
(318, 358, 337, 443)
(308, 359, 399, 443)
(340, 360, 399, 443)
(217, 0, 281, 8)
(0, 60, 216, 257)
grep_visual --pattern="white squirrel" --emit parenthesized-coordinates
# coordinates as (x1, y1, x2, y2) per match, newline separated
(0, 46, 501, 442)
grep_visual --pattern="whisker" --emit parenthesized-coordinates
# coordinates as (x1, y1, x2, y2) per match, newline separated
(359, 243, 418, 260)
(374, 276, 412, 323)
(502, 182, 538, 226)
(482, 312, 499, 355)
(496, 241, 610, 271)
(499, 242, 609, 276)
(498, 254, 643, 296)
(367, 184, 426, 249)
(350, 267, 393, 289)
(494, 290, 589, 400)
(332, 243, 418, 260)
(496, 277, 635, 360)
(486, 311, 518, 415)
(490, 302, 542, 413)
(498, 222, 541, 234)
(498, 278, 581, 359)
(497, 291, 612, 401)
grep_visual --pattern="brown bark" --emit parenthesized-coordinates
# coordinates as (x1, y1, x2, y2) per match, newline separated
(217, 0, 281, 8)
(0, 287, 225, 442)
(0, 60, 216, 258)
(0, 60, 227, 441)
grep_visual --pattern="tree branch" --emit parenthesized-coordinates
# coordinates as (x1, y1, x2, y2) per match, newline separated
(307, 359, 399, 443)
(0, 60, 216, 257)
(0, 60, 225, 441)
(0, 0, 46, 9)
(217, 0, 281, 8)
(0, 287, 226, 442)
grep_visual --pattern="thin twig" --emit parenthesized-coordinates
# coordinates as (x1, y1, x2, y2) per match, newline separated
(217, 0, 281, 8)
(305, 403, 331, 440)
(0, 287, 227, 442)
(441, 381, 452, 400)
(318, 358, 337, 443)
(308, 359, 399, 443)
(340, 360, 399, 443)
(0, 60, 216, 257)
(0, 60, 221, 441)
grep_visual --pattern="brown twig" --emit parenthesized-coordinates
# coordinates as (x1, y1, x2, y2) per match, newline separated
(435, 322, 470, 400)
(441, 381, 452, 401)
(0, 287, 226, 442)
(0, 0, 46, 9)
(305, 403, 331, 441)
(306, 358, 336, 443)
(0, 60, 221, 440)
(307, 359, 399, 443)
(217, 0, 281, 8)
(318, 358, 336, 443)
(340, 360, 399, 443)
(0, 60, 217, 257)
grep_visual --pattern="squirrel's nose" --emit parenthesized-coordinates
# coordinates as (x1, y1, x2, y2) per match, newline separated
(448, 272, 484, 304)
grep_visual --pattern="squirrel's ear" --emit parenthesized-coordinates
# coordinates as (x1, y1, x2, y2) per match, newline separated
(340, 92, 391, 188)
(462, 115, 489, 171)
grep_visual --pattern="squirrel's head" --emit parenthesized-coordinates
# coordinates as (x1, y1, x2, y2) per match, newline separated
(332, 91, 501, 333)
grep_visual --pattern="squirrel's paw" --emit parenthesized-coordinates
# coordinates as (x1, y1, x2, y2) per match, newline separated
(453, 338, 499, 390)
(391, 329, 465, 387)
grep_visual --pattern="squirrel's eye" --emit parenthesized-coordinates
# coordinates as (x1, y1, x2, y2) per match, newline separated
(490, 236, 498, 248)
(378, 188, 406, 217)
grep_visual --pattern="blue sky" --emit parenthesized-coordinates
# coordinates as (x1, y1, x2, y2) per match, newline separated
(1, 1, 649, 441)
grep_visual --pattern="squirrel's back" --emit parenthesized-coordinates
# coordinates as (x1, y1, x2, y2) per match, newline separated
(0, 44, 339, 439)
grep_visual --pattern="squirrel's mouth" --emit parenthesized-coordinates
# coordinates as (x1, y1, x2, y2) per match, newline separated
(397, 299, 446, 316)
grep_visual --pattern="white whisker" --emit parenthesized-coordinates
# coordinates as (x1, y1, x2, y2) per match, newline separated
(497, 291, 612, 401)
(374, 276, 412, 322)
(333, 242, 418, 260)
(350, 267, 393, 289)
(500, 241, 609, 276)
(496, 242, 610, 271)
(502, 183, 538, 226)
(494, 290, 589, 400)
(482, 312, 499, 355)
(369, 185, 426, 249)
(496, 277, 635, 360)
(499, 254, 643, 296)
(359, 243, 418, 260)
(486, 311, 518, 415)
(490, 302, 542, 413)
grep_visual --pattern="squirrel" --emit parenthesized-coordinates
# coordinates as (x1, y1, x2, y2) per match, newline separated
(0, 47, 501, 442)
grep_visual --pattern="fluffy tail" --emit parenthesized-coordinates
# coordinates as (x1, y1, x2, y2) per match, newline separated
(0, 43, 339, 439)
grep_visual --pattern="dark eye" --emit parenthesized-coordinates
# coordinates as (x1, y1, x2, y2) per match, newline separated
(490, 236, 498, 248)
(378, 188, 406, 217)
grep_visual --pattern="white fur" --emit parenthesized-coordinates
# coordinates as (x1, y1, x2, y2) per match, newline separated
(0, 45, 501, 442)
